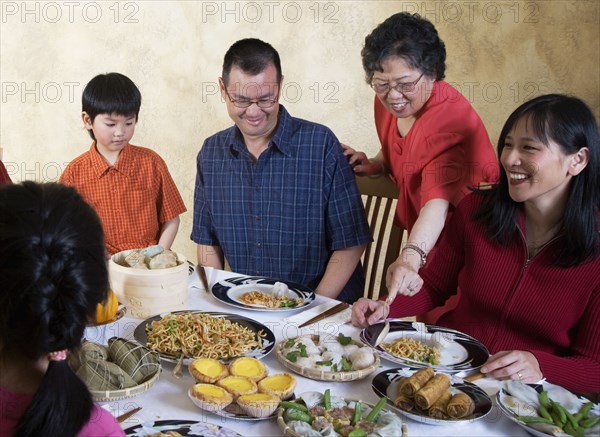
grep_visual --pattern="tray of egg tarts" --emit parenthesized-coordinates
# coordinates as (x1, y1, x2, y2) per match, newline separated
(188, 356, 296, 420)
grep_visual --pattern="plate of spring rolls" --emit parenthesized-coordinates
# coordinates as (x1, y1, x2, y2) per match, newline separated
(371, 366, 492, 425)
(360, 320, 489, 373)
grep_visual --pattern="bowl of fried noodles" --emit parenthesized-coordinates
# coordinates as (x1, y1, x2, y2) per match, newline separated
(133, 310, 276, 364)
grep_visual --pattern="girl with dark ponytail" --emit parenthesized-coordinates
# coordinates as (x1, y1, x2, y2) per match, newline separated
(0, 182, 124, 436)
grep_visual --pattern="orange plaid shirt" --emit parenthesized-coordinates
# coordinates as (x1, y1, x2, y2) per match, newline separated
(60, 143, 187, 254)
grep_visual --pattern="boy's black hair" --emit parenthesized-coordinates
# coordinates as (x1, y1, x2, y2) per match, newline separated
(82, 72, 141, 139)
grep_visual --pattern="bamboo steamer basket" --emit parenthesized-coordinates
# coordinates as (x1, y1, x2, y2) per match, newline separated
(109, 250, 188, 319)
(275, 335, 380, 381)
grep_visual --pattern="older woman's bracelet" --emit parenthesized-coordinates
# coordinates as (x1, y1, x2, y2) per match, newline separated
(401, 243, 427, 268)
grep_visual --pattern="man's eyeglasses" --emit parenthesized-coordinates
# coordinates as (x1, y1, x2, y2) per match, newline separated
(371, 73, 424, 95)
(222, 86, 278, 109)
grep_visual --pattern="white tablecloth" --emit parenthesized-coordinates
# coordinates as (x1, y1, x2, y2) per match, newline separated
(85, 267, 528, 436)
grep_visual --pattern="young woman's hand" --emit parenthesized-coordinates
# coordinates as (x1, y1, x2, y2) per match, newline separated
(480, 350, 543, 383)
(351, 298, 388, 328)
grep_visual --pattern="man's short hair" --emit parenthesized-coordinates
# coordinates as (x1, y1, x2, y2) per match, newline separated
(222, 38, 282, 86)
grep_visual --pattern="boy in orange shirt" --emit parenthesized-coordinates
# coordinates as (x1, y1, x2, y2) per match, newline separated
(60, 72, 186, 255)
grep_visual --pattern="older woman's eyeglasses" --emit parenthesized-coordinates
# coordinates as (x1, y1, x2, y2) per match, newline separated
(371, 73, 424, 95)
(223, 86, 278, 109)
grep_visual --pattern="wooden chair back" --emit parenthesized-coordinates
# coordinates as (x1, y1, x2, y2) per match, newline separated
(356, 175, 404, 300)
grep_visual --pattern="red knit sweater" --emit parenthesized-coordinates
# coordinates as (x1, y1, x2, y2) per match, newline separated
(389, 193, 600, 393)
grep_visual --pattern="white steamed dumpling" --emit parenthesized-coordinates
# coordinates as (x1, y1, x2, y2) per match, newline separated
(321, 337, 345, 356)
(321, 351, 343, 368)
(299, 391, 324, 409)
(348, 347, 375, 370)
(545, 384, 584, 414)
(288, 420, 320, 436)
(504, 381, 540, 409)
(297, 336, 322, 356)
(342, 344, 360, 357)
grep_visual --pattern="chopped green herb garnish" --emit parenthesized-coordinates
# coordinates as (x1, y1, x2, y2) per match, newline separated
(298, 343, 308, 357)
(337, 333, 353, 346)
(341, 357, 352, 372)
(286, 351, 300, 362)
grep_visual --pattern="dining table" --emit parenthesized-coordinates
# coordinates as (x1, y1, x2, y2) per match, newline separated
(84, 266, 531, 436)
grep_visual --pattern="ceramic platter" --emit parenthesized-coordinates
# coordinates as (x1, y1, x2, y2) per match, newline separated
(360, 320, 489, 373)
(134, 310, 275, 364)
(124, 419, 242, 436)
(371, 367, 492, 425)
(211, 276, 315, 312)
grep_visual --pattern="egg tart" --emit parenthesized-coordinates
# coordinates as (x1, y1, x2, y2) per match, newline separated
(236, 392, 280, 418)
(189, 358, 229, 383)
(228, 357, 267, 382)
(190, 383, 233, 412)
(216, 376, 258, 399)
(257, 373, 296, 399)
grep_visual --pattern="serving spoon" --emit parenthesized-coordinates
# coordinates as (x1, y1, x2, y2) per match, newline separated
(172, 355, 185, 379)
(373, 293, 395, 347)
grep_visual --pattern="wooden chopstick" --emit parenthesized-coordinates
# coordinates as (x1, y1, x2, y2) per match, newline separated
(196, 265, 211, 293)
(116, 406, 142, 423)
(464, 371, 485, 382)
(298, 302, 349, 328)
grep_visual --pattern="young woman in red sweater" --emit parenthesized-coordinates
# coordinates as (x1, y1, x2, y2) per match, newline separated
(352, 94, 600, 393)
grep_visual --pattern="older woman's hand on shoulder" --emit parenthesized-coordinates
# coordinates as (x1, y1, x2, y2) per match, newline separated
(341, 144, 386, 176)
(480, 350, 543, 383)
(351, 297, 388, 328)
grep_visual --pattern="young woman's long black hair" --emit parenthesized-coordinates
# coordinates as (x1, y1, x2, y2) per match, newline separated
(475, 94, 600, 266)
(0, 182, 109, 436)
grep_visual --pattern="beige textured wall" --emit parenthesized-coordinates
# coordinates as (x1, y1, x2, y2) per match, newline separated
(1, 0, 599, 262)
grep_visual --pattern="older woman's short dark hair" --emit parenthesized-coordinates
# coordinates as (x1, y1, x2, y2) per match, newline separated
(361, 12, 446, 84)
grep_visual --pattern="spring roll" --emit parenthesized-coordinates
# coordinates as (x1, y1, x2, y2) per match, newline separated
(427, 390, 452, 419)
(394, 393, 415, 411)
(399, 367, 434, 396)
(446, 392, 475, 418)
(414, 373, 451, 410)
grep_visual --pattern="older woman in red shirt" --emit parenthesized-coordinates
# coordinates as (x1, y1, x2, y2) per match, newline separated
(344, 13, 498, 320)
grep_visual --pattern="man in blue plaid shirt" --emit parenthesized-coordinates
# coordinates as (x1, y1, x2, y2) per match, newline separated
(192, 38, 371, 303)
